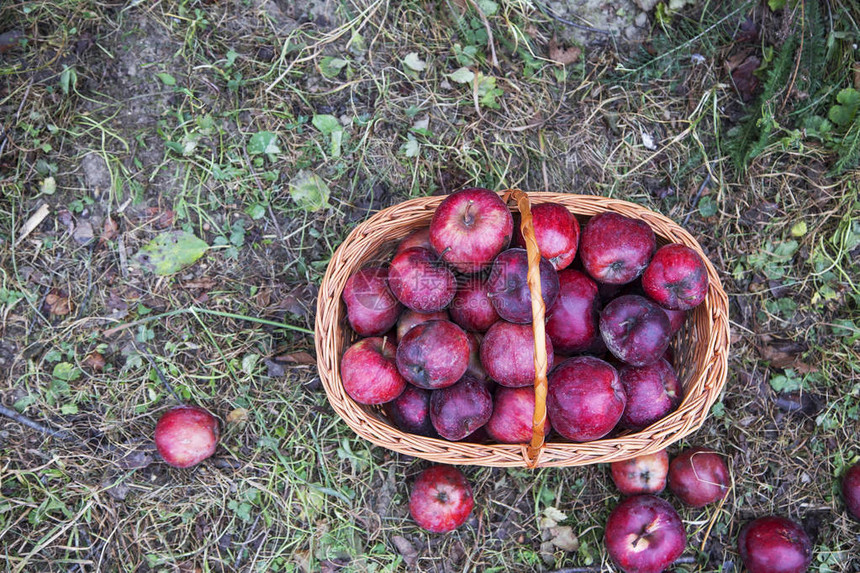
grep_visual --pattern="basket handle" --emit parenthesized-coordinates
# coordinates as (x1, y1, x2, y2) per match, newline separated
(502, 189, 549, 468)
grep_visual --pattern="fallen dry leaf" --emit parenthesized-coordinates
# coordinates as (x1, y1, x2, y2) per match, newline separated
(726, 51, 761, 103)
(549, 525, 579, 552)
(100, 216, 119, 244)
(274, 351, 315, 365)
(181, 278, 217, 290)
(84, 351, 106, 371)
(226, 408, 249, 424)
(45, 289, 73, 316)
(757, 335, 818, 373)
(549, 38, 582, 65)
(391, 535, 418, 567)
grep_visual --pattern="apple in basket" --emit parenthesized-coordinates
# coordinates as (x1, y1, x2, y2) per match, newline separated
(547, 356, 625, 442)
(396, 320, 470, 390)
(513, 202, 580, 270)
(388, 247, 456, 313)
(485, 386, 551, 444)
(642, 244, 709, 311)
(409, 465, 474, 533)
(486, 248, 559, 324)
(604, 495, 686, 573)
(546, 269, 601, 354)
(580, 212, 656, 285)
(155, 405, 220, 468)
(600, 295, 672, 367)
(430, 374, 493, 441)
(448, 276, 499, 333)
(384, 385, 438, 438)
(610, 450, 670, 496)
(480, 320, 554, 388)
(342, 266, 403, 337)
(341, 337, 406, 405)
(618, 358, 682, 431)
(396, 309, 448, 341)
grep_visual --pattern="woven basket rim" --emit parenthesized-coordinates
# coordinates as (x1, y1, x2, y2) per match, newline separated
(315, 193, 730, 468)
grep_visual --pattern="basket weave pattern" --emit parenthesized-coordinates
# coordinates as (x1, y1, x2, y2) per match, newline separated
(315, 193, 729, 468)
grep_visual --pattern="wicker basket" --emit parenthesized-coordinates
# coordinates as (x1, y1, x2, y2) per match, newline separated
(315, 191, 729, 468)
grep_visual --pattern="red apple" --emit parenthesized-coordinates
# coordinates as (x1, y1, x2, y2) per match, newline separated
(600, 295, 672, 367)
(464, 332, 490, 384)
(449, 276, 500, 332)
(396, 227, 432, 255)
(546, 356, 625, 442)
(667, 447, 730, 508)
(513, 202, 580, 270)
(642, 244, 709, 310)
(396, 320, 469, 390)
(662, 307, 688, 336)
(580, 212, 656, 285)
(486, 386, 550, 444)
(430, 375, 493, 441)
(546, 269, 601, 354)
(429, 188, 513, 274)
(384, 385, 438, 438)
(342, 266, 403, 336)
(388, 247, 456, 312)
(843, 462, 860, 520)
(397, 309, 449, 341)
(486, 248, 560, 324)
(618, 359, 682, 430)
(480, 320, 554, 388)
(341, 337, 407, 404)
(738, 516, 812, 573)
(604, 495, 686, 573)
(610, 450, 670, 496)
(409, 465, 474, 533)
(154, 405, 220, 468)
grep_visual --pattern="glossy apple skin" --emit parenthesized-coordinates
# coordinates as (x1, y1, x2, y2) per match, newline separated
(604, 495, 686, 573)
(430, 375, 493, 441)
(610, 450, 670, 496)
(843, 462, 860, 520)
(449, 276, 500, 332)
(430, 188, 513, 274)
(600, 295, 672, 367)
(619, 359, 682, 430)
(342, 267, 403, 336)
(580, 212, 656, 285)
(395, 227, 432, 255)
(396, 320, 469, 390)
(341, 337, 407, 405)
(513, 202, 580, 270)
(154, 405, 220, 468)
(662, 307, 688, 336)
(388, 247, 456, 313)
(486, 386, 550, 444)
(480, 320, 554, 388)
(486, 248, 560, 324)
(667, 447, 730, 508)
(547, 356, 625, 442)
(409, 465, 474, 533)
(384, 385, 438, 438)
(464, 332, 491, 384)
(546, 269, 601, 354)
(738, 516, 812, 573)
(642, 244, 709, 311)
(397, 309, 449, 341)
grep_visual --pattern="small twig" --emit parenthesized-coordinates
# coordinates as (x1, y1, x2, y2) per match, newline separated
(102, 305, 314, 337)
(15, 203, 50, 246)
(534, 0, 612, 35)
(683, 172, 712, 226)
(0, 404, 75, 441)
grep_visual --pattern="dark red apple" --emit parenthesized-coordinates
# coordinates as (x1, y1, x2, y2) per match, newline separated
(480, 320, 554, 388)
(738, 516, 812, 573)
(341, 337, 407, 404)
(342, 266, 403, 336)
(642, 244, 709, 311)
(619, 359, 682, 430)
(430, 188, 513, 274)
(580, 212, 656, 285)
(396, 320, 469, 390)
(396, 227, 432, 255)
(430, 374, 493, 441)
(604, 495, 686, 573)
(388, 247, 456, 312)
(610, 450, 670, 496)
(409, 465, 474, 533)
(154, 405, 220, 468)
(397, 309, 449, 341)
(667, 447, 730, 508)
(384, 385, 438, 438)
(513, 202, 580, 270)
(464, 332, 490, 384)
(546, 356, 625, 442)
(486, 248, 560, 324)
(663, 307, 688, 336)
(843, 462, 860, 520)
(546, 269, 601, 354)
(486, 386, 550, 444)
(600, 295, 672, 367)
(449, 276, 500, 332)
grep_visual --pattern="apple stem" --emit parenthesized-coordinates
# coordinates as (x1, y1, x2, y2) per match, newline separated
(464, 201, 475, 226)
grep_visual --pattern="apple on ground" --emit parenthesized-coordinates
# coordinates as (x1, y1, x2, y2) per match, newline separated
(430, 375, 493, 441)
(341, 337, 406, 405)
(737, 516, 812, 573)
(155, 405, 220, 468)
(610, 450, 670, 496)
(485, 386, 550, 444)
(580, 212, 656, 285)
(396, 320, 470, 390)
(842, 462, 860, 520)
(667, 447, 730, 507)
(395, 227, 433, 255)
(618, 358, 682, 430)
(480, 320, 554, 388)
(430, 188, 513, 274)
(546, 269, 601, 354)
(546, 356, 625, 442)
(600, 295, 672, 367)
(513, 202, 580, 270)
(642, 243, 709, 311)
(384, 385, 438, 438)
(388, 247, 456, 312)
(604, 494, 686, 573)
(397, 309, 448, 341)
(409, 465, 474, 533)
(486, 248, 559, 324)
(449, 276, 500, 332)
(342, 266, 403, 336)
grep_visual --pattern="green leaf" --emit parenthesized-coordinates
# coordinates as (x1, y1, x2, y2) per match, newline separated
(40, 177, 56, 195)
(288, 170, 331, 212)
(247, 131, 281, 157)
(767, 0, 787, 9)
(156, 72, 176, 86)
(312, 114, 341, 135)
(401, 134, 420, 158)
(320, 56, 349, 78)
(133, 231, 209, 275)
(52, 362, 81, 382)
(59, 66, 77, 95)
(447, 67, 475, 84)
(477, 0, 498, 16)
(403, 52, 426, 72)
(769, 370, 803, 393)
(790, 220, 807, 237)
(828, 88, 860, 127)
(698, 195, 718, 217)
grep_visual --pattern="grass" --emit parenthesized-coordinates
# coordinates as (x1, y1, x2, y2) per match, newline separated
(0, 0, 859, 571)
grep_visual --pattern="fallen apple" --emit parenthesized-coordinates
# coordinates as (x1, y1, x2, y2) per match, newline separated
(409, 465, 474, 533)
(154, 405, 220, 469)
